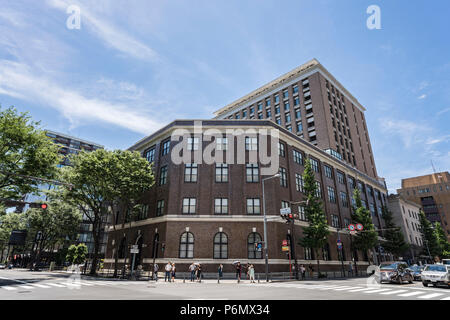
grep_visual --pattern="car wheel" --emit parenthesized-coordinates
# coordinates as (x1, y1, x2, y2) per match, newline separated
(422, 282, 428, 287)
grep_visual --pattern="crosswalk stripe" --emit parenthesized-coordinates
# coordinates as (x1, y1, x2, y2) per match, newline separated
(334, 286, 362, 291)
(380, 290, 408, 295)
(362, 289, 392, 294)
(18, 285, 34, 289)
(60, 282, 80, 287)
(84, 281, 108, 286)
(31, 284, 50, 288)
(318, 286, 343, 290)
(346, 287, 376, 292)
(418, 293, 444, 299)
(398, 291, 423, 297)
(46, 283, 66, 288)
(2, 286, 17, 290)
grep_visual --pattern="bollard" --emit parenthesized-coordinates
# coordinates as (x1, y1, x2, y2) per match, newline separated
(183, 274, 185, 283)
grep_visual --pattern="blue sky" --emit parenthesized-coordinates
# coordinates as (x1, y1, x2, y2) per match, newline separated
(0, 0, 449, 192)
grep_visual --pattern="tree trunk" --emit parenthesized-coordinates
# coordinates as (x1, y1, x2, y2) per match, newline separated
(113, 236, 119, 278)
(89, 220, 100, 275)
(316, 249, 320, 276)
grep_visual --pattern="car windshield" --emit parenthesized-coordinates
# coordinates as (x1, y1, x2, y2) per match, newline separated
(380, 263, 405, 270)
(424, 265, 446, 272)
(409, 266, 422, 271)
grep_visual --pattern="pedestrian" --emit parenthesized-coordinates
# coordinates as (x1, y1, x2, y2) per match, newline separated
(218, 264, 223, 279)
(300, 265, 306, 280)
(249, 264, 255, 283)
(153, 263, 159, 281)
(308, 264, 313, 278)
(189, 263, 196, 282)
(171, 263, 176, 282)
(348, 262, 353, 277)
(164, 262, 172, 282)
(196, 264, 202, 282)
(236, 262, 242, 283)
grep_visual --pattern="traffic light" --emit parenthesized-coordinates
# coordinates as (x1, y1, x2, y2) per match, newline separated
(40, 203, 48, 210)
(29, 202, 48, 210)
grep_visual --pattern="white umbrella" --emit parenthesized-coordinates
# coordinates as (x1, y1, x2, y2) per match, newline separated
(232, 261, 240, 264)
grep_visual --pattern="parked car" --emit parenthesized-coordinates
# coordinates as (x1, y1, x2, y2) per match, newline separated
(443, 259, 450, 266)
(379, 262, 414, 284)
(0, 264, 6, 269)
(421, 264, 450, 288)
(408, 265, 424, 281)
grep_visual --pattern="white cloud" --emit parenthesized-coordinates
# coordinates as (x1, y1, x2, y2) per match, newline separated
(0, 60, 163, 135)
(46, 0, 159, 62)
(418, 94, 427, 99)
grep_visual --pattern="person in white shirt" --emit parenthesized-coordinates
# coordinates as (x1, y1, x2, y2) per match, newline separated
(164, 262, 172, 282)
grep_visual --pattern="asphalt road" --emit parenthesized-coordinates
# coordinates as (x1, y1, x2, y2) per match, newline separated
(0, 269, 449, 300)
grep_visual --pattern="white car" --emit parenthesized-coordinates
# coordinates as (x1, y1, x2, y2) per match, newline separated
(0, 264, 5, 269)
(421, 264, 450, 288)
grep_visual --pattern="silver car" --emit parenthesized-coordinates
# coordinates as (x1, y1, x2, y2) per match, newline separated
(421, 264, 450, 288)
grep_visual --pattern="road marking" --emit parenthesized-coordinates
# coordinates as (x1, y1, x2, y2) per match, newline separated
(334, 286, 362, 291)
(18, 285, 34, 290)
(60, 282, 80, 287)
(318, 286, 344, 290)
(346, 287, 377, 292)
(418, 293, 444, 299)
(2, 286, 17, 290)
(379, 290, 408, 295)
(362, 289, 392, 294)
(84, 281, 109, 286)
(46, 283, 66, 288)
(30, 284, 50, 289)
(398, 291, 424, 297)
(77, 282, 94, 286)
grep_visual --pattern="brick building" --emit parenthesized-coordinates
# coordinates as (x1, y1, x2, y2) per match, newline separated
(104, 120, 388, 274)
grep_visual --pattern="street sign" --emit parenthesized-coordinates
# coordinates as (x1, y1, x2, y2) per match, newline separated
(131, 244, 138, 249)
(282, 246, 290, 252)
(348, 224, 356, 231)
(130, 249, 139, 254)
(280, 207, 291, 215)
(337, 239, 342, 249)
(356, 223, 364, 231)
(282, 240, 288, 246)
(256, 243, 262, 251)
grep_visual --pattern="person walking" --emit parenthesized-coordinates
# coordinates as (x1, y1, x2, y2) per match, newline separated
(164, 262, 172, 282)
(171, 263, 176, 282)
(249, 264, 255, 283)
(196, 264, 202, 282)
(300, 265, 306, 280)
(218, 264, 223, 280)
(153, 263, 159, 281)
(236, 262, 242, 283)
(189, 263, 196, 282)
(308, 264, 313, 278)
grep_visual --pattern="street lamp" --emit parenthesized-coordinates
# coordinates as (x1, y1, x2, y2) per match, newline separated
(262, 173, 280, 282)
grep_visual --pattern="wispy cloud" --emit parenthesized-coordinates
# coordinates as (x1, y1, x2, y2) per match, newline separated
(0, 60, 163, 135)
(46, 0, 159, 62)
(418, 94, 427, 99)
(437, 107, 450, 116)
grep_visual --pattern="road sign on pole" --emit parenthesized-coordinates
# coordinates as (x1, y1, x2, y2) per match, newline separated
(282, 240, 288, 246)
(280, 207, 291, 215)
(356, 223, 364, 231)
(337, 239, 342, 250)
(282, 246, 290, 252)
(348, 224, 356, 232)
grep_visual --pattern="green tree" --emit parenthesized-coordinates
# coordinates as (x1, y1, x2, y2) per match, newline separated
(26, 197, 82, 269)
(61, 149, 154, 275)
(298, 159, 330, 276)
(351, 188, 378, 264)
(66, 244, 77, 265)
(418, 210, 440, 259)
(381, 206, 409, 258)
(66, 243, 88, 265)
(0, 212, 27, 263)
(0, 106, 61, 200)
(433, 222, 450, 259)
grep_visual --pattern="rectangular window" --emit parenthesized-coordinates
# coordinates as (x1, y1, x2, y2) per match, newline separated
(315, 181, 322, 198)
(331, 214, 340, 228)
(161, 140, 170, 156)
(324, 165, 333, 178)
(274, 95, 279, 104)
(328, 186, 336, 203)
(246, 163, 259, 182)
(310, 158, 319, 173)
(293, 85, 299, 94)
(144, 147, 155, 163)
(214, 198, 228, 215)
(295, 173, 304, 193)
(298, 206, 306, 221)
(344, 218, 351, 228)
(340, 192, 349, 207)
(285, 113, 291, 123)
(293, 150, 303, 165)
(278, 142, 286, 157)
(216, 137, 228, 150)
(257, 102, 263, 111)
(304, 247, 313, 260)
(265, 98, 271, 106)
(275, 106, 280, 114)
(182, 198, 196, 214)
(283, 90, 289, 99)
(247, 198, 261, 215)
(245, 137, 258, 151)
(296, 122, 303, 132)
(280, 167, 288, 187)
(156, 200, 165, 216)
(295, 109, 301, 119)
(184, 163, 198, 182)
(294, 96, 300, 106)
(337, 171, 345, 184)
(284, 101, 290, 111)
(159, 166, 168, 185)
(215, 163, 228, 182)
(187, 137, 199, 151)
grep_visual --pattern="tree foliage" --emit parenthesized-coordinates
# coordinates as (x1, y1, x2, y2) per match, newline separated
(298, 159, 330, 273)
(66, 243, 88, 265)
(418, 210, 440, 258)
(433, 222, 450, 259)
(0, 211, 27, 261)
(0, 106, 61, 200)
(61, 149, 154, 275)
(351, 188, 378, 262)
(381, 206, 409, 257)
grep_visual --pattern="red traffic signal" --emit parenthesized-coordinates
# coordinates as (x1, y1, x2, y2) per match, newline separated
(40, 203, 48, 210)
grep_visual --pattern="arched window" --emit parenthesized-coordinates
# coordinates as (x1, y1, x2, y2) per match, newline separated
(213, 232, 228, 259)
(118, 237, 127, 259)
(179, 232, 194, 258)
(134, 236, 144, 266)
(322, 243, 331, 261)
(247, 232, 262, 259)
(152, 233, 159, 259)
